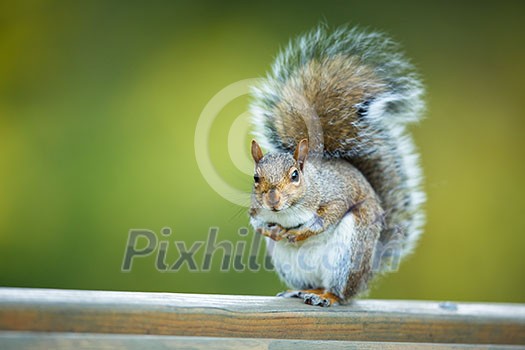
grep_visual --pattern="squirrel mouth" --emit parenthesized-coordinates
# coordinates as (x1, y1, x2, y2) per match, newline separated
(264, 200, 283, 212)
(267, 203, 283, 212)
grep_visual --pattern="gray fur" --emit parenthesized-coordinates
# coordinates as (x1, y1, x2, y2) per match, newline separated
(250, 25, 425, 258)
(249, 25, 425, 303)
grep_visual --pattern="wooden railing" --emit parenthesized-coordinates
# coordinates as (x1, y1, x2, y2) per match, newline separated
(0, 287, 524, 349)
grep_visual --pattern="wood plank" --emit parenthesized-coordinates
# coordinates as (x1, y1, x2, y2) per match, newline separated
(0, 288, 524, 345)
(1, 332, 523, 350)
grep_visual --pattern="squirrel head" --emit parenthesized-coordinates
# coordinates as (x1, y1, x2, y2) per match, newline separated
(250, 139, 308, 212)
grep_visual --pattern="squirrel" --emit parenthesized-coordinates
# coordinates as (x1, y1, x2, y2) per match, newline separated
(248, 25, 425, 307)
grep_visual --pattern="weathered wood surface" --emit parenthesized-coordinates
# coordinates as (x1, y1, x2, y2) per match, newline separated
(1, 332, 523, 350)
(0, 288, 524, 346)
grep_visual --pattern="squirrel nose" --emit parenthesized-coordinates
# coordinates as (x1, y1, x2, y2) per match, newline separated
(266, 189, 281, 208)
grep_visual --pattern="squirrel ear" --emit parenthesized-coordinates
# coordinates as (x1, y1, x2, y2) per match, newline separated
(294, 139, 309, 171)
(251, 140, 264, 163)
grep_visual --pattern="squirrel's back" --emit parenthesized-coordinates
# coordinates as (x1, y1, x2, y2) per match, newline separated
(250, 25, 425, 258)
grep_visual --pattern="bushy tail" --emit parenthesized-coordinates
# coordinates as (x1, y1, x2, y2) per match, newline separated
(250, 25, 425, 257)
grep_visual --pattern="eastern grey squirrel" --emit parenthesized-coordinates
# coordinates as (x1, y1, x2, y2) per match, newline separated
(248, 26, 425, 306)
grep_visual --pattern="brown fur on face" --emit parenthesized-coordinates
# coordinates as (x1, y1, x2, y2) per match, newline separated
(251, 140, 307, 211)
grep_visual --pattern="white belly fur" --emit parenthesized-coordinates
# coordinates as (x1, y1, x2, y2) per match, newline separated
(266, 213, 356, 291)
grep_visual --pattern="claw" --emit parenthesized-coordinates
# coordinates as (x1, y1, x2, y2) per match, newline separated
(283, 232, 297, 243)
(278, 289, 341, 307)
(258, 223, 285, 241)
(303, 293, 332, 307)
(277, 288, 325, 301)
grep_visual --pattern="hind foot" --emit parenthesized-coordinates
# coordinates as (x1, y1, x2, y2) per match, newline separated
(277, 289, 341, 307)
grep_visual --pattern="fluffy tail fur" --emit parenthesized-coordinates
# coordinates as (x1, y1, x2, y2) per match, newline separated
(250, 25, 425, 258)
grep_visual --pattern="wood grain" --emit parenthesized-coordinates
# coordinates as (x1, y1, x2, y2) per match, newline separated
(0, 288, 524, 346)
(1, 332, 524, 350)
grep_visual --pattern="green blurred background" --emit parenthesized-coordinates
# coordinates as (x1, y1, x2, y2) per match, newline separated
(1, 1, 524, 303)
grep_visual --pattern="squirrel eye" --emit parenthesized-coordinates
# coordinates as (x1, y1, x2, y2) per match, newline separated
(253, 174, 260, 183)
(290, 169, 299, 182)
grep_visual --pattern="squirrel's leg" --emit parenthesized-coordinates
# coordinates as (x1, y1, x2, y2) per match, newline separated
(283, 200, 348, 243)
(338, 198, 384, 300)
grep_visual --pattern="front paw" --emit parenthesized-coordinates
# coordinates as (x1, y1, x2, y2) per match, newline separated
(257, 223, 286, 241)
(282, 229, 314, 243)
(282, 230, 299, 243)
